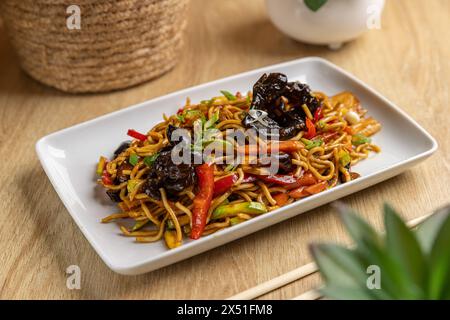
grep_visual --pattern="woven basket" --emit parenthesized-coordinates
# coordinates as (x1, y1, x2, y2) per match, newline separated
(0, 0, 189, 93)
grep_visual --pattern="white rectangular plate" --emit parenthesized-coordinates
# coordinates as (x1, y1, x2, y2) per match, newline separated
(36, 57, 437, 275)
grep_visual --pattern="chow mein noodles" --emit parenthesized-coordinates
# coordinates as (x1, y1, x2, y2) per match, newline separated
(97, 73, 381, 249)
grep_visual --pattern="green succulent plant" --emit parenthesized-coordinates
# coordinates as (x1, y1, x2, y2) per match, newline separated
(310, 203, 450, 300)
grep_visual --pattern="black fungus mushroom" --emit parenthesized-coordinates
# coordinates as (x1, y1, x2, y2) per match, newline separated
(142, 147, 196, 200)
(257, 152, 294, 175)
(243, 73, 320, 140)
(113, 141, 131, 157)
(106, 190, 121, 203)
(115, 162, 133, 184)
(166, 124, 190, 146)
(141, 124, 196, 200)
(275, 152, 294, 174)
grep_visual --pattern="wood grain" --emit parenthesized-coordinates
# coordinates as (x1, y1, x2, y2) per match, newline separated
(0, 0, 448, 299)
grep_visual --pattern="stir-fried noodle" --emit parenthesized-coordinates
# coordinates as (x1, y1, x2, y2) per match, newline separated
(97, 74, 381, 249)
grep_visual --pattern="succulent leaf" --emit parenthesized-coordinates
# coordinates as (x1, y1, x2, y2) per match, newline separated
(335, 203, 411, 298)
(354, 238, 410, 299)
(310, 244, 366, 287)
(335, 203, 380, 248)
(416, 205, 450, 254)
(384, 204, 427, 298)
(320, 285, 373, 300)
(428, 207, 450, 299)
(311, 202, 450, 300)
(312, 243, 392, 300)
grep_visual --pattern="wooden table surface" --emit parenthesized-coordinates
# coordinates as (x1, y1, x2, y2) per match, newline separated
(0, 0, 449, 299)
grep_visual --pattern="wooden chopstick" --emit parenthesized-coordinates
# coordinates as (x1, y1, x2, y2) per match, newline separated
(292, 288, 323, 300)
(227, 262, 317, 300)
(227, 213, 432, 300)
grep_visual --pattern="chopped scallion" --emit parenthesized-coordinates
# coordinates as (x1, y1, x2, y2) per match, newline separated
(143, 153, 159, 167)
(129, 153, 139, 166)
(220, 90, 236, 101)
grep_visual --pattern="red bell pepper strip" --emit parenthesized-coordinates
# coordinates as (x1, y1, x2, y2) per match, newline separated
(258, 174, 298, 185)
(344, 126, 354, 135)
(288, 186, 307, 199)
(102, 170, 113, 185)
(213, 173, 256, 197)
(257, 172, 317, 189)
(242, 174, 257, 184)
(191, 163, 215, 240)
(283, 172, 318, 190)
(273, 193, 289, 206)
(321, 132, 339, 143)
(314, 107, 323, 122)
(304, 118, 316, 139)
(127, 129, 147, 142)
(294, 172, 317, 187)
(305, 181, 328, 194)
(238, 140, 304, 155)
(274, 140, 305, 153)
(213, 174, 238, 197)
(289, 181, 328, 199)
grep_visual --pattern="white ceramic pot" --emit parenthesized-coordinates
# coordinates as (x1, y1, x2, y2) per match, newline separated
(265, 0, 385, 48)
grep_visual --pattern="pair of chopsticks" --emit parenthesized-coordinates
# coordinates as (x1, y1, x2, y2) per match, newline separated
(227, 213, 432, 300)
